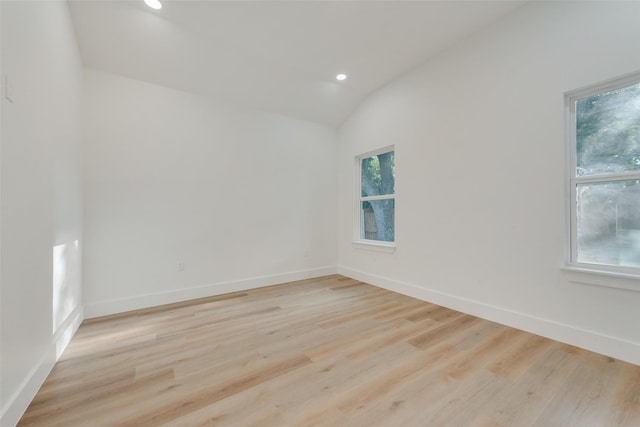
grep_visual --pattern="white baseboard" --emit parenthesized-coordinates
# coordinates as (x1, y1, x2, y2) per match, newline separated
(84, 266, 339, 319)
(1, 306, 84, 427)
(339, 266, 640, 366)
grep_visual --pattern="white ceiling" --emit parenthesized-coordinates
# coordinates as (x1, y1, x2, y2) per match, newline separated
(68, 0, 526, 126)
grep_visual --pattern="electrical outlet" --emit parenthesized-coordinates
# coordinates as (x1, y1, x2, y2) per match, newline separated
(178, 261, 185, 272)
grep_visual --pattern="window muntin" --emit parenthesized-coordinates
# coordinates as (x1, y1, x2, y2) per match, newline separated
(357, 148, 395, 243)
(569, 75, 640, 273)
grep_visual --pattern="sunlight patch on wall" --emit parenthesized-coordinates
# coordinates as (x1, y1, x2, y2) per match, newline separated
(53, 240, 80, 333)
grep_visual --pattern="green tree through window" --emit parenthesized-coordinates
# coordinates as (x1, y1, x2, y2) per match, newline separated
(359, 149, 395, 242)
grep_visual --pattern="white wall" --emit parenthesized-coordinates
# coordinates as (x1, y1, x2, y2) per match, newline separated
(2, 3, 639, 425)
(82, 69, 337, 317)
(1, 1, 84, 425)
(337, 0, 640, 365)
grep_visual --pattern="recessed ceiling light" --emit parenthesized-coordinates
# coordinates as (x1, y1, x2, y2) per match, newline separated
(336, 73, 347, 81)
(144, 0, 162, 10)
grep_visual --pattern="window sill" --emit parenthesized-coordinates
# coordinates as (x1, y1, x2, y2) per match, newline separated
(561, 265, 640, 292)
(352, 240, 396, 253)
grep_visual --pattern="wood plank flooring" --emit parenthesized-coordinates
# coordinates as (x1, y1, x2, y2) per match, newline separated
(18, 275, 640, 426)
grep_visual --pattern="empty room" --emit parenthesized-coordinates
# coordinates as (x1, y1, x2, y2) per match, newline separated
(2, 0, 640, 426)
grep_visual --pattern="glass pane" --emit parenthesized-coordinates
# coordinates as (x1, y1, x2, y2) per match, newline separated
(576, 179, 640, 268)
(361, 151, 395, 197)
(361, 199, 395, 242)
(576, 82, 640, 177)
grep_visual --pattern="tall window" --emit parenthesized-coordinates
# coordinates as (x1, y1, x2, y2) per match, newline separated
(357, 147, 395, 243)
(567, 74, 640, 273)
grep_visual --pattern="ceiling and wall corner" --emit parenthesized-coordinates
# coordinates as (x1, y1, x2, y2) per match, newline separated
(67, 0, 527, 127)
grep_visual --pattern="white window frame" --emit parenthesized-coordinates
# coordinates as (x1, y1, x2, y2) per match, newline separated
(354, 146, 396, 252)
(565, 72, 640, 282)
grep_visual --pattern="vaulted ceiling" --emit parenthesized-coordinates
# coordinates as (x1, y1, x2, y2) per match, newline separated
(68, 0, 526, 126)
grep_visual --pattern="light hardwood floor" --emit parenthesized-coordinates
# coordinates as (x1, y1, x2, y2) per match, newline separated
(19, 275, 640, 426)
